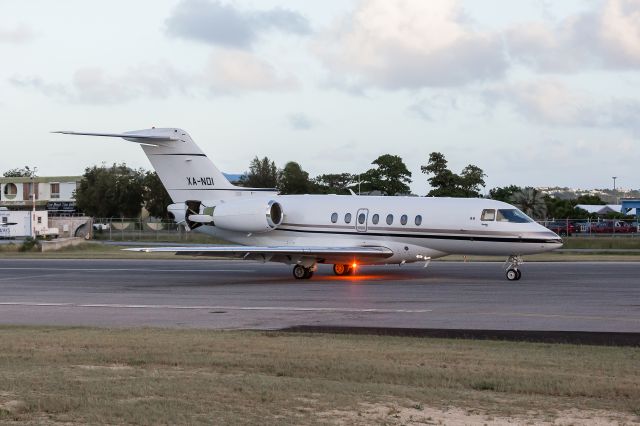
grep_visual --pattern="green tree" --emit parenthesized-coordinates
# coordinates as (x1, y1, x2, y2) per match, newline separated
(143, 171, 172, 219)
(278, 161, 313, 194)
(75, 163, 145, 218)
(360, 154, 412, 195)
(544, 194, 606, 219)
(3, 166, 36, 177)
(575, 195, 605, 205)
(511, 187, 547, 220)
(488, 185, 522, 202)
(421, 152, 485, 197)
(459, 165, 486, 197)
(314, 173, 354, 194)
(239, 156, 278, 188)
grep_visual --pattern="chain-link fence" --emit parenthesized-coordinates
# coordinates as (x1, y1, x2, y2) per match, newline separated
(90, 216, 640, 242)
(91, 218, 208, 242)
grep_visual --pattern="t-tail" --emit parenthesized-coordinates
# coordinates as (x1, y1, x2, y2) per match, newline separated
(53, 128, 277, 202)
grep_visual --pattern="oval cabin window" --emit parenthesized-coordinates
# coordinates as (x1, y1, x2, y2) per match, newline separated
(415, 215, 422, 226)
(400, 215, 408, 225)
(386, 214, 394, 225)
(345, 213, 352, 224)
(331, 212, 338, 223)
(372, 214, 379, 225)
(358, 213, 366, 224)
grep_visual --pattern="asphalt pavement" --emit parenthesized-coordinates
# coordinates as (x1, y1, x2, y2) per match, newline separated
(0, 259, 638, 333)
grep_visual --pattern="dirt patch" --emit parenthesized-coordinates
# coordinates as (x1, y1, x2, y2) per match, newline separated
(316, 402, 639, 425)
(0, 400, 27, 414)
(74, 364, 134, 371)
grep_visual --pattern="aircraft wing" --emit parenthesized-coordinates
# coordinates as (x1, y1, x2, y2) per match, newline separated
(123, 245, 394, 262)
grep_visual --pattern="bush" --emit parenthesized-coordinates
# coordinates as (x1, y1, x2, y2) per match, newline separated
(20, 237, 41, 252)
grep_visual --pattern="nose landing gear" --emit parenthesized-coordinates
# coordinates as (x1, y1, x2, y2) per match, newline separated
(505, 255, 523, 281)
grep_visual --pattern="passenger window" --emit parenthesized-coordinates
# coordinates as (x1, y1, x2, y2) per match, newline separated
(345, 213, 352, 224)
(386, 214, 394, 225)
(331, 212, 338, 223)
(400, 215, 408, 225)
(358, 213, 366, 224)
(372, 214, 379, 225)
(415, 215, 422, 226)
(481, 209, 496, 221)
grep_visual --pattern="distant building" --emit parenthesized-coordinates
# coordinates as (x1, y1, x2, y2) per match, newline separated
(0, 176, 81, 213)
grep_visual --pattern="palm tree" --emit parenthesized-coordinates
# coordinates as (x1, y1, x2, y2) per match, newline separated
(510, 187, 547, 220)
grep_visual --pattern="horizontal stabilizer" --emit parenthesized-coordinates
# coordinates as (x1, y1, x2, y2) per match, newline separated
(52, 130, 180, 145)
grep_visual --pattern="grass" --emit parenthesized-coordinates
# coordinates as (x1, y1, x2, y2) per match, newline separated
(562, 236, 640, 250)
(0, 327, 638, 425)
(2, 237, 640, 261)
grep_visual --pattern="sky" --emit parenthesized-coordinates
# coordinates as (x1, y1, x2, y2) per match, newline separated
(1, 0, 639, 195)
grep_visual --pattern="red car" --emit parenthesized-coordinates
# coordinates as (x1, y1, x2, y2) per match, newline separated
(544, 221, 577, 236)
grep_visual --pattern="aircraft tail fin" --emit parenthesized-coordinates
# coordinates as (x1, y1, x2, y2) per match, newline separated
(54, 128, 270, 203)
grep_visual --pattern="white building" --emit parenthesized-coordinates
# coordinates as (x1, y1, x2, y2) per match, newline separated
(0, 176, 80, 211)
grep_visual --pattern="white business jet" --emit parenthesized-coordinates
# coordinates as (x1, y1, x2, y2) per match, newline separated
(56, 128, 562, 281)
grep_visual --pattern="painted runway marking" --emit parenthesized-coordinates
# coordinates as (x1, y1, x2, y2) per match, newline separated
(0, 268, 254, 273)
(0, 274, 62, 282)
(0, 302, 431, 314)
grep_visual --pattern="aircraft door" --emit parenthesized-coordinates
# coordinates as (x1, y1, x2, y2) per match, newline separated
(356, 208, 369, 232)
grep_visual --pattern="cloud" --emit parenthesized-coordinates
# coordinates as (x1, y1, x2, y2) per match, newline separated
(165, 0, 310, 49)
(202, 50, 298, 94)
(11, 51, 295, 104)
(12, 62, 188, 104)
(483, 79, 640, 133)
(407, 94, 459, 121)
(316, 0, 507, 89)
(507, 0, 640, 71)
(288, 113, 314, 130)
(0, 24, 35, 44)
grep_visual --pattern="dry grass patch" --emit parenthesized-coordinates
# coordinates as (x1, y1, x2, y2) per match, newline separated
(0, 327, 638, 425)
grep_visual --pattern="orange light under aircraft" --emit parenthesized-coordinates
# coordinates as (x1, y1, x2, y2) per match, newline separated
(352, 262, 357, 269)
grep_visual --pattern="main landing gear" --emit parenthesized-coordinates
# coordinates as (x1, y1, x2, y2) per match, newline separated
(333, 264, 354, 276)
(505, 255, 523, 281)
(292, 264, 314, 280)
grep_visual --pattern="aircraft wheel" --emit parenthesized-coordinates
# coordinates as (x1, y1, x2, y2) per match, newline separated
(516, 270, 522, 280)
(506, 269, 519, 281)
(293, 265, 309, 279)
(333, 264, 350, 276)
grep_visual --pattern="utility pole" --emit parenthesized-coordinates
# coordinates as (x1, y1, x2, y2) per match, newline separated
(612, 176, 617, 191)
(30, 167, 38, 238)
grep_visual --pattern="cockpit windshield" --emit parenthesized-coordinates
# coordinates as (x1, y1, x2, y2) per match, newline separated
(496, 209, 533, 223)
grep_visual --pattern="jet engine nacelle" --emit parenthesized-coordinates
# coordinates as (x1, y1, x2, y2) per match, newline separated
(211, 198, 284, 233)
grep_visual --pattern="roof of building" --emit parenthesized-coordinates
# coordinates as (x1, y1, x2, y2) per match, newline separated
(575, 204, 640, 215)
(0, 176, 81, 184)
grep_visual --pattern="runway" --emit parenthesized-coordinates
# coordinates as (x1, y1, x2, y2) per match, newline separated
(0, 259, 638, 333)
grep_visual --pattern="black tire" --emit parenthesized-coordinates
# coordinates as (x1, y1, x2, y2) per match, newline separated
(515, 269, 522, 280)
(506, 269, 518, 281)
(305, 270, 314, 279)
(293, 265, 307, 279)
